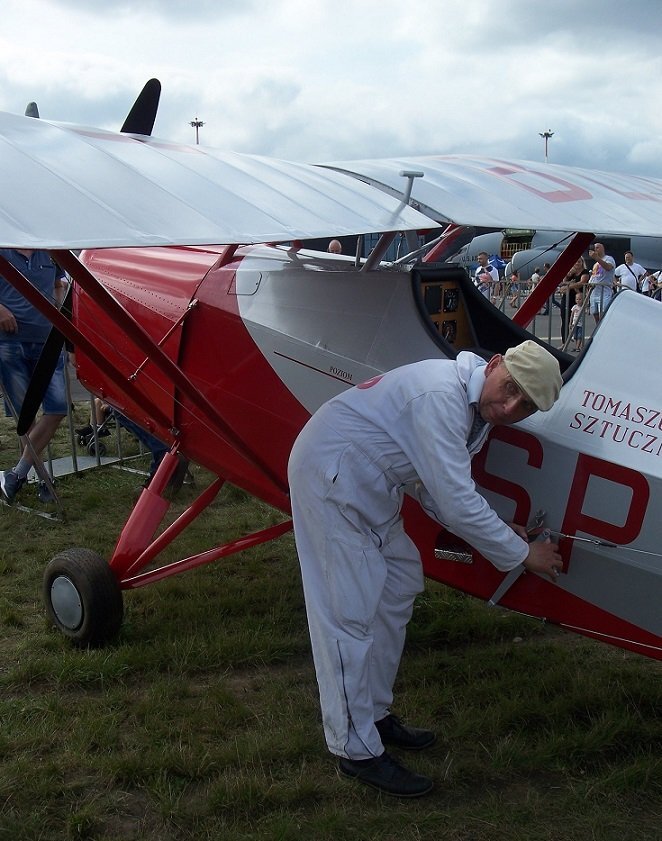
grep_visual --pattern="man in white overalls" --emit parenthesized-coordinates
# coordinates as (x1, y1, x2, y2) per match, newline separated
(288, 341, 564, 797)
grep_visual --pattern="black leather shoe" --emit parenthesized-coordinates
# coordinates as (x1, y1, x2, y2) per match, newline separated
(338, 752, 433, 797)
(375, 714, 436, 751)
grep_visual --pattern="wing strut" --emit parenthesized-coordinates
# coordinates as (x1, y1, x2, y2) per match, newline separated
(513, 232, 593, 328)
(52, 250, 289, 496)
(0, 254, 173, 432)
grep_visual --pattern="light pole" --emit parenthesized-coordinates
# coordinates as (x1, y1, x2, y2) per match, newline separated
(539, 129, 554, 163)
(190, 117, 205, 145)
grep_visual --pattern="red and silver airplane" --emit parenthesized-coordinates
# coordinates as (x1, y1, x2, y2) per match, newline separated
(0, 83, 660, 659)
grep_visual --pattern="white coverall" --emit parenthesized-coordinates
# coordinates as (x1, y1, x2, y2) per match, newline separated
(287, 353, 529, 760)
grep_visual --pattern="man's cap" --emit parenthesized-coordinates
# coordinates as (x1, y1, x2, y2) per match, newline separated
(503, 340, 562, 412)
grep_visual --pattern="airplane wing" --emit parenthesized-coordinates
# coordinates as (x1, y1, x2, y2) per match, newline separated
(0, 112, 436, 250)
(322, 155, 662, 237)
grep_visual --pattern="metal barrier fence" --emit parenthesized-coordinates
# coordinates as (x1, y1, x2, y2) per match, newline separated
(0, 360, 148, 521)
(490, 281, 614, 350)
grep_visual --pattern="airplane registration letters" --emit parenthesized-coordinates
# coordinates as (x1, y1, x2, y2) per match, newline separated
(558, 454, 649, 569)
(473, 428, 649, 570)
(488, 162, 593, 204)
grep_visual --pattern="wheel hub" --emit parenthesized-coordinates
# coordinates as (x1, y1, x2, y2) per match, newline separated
(50, 576, 84, 630)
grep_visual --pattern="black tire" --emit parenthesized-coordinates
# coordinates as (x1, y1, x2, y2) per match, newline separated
(87, 441, 106, 457)
(43, 548, 123, 647)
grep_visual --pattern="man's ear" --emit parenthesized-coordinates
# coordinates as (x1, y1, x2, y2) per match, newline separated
(484, 354, 503, 376)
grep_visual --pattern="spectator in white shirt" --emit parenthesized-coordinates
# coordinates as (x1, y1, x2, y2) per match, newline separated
(473, 252, 499, 300)
(614, 251, 646, 293)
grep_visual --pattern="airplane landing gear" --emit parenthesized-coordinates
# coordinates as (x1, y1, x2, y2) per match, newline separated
(43, 548, 123, 646)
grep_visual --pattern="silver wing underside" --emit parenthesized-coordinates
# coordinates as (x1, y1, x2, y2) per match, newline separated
(0, 112, 435, 249)
(323, 155, 662, 237)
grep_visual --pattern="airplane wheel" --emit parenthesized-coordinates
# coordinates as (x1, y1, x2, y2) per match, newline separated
(87, 441, 106, 457)
(43, 548, 123, 647)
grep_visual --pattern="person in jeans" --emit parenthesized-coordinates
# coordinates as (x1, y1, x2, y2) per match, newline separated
(0, 249, 67, 504)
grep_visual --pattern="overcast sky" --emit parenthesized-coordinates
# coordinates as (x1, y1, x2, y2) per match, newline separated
(1, 0, 660, 176)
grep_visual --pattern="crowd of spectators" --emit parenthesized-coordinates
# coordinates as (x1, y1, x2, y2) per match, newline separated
(472, 246, 661, 351)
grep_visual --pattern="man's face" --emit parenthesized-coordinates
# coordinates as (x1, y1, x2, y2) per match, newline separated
(593, 243, 605, 258)
(479, 356, 538, 426)
(625, 252, 633, 264)
(477, 253, 488, 267)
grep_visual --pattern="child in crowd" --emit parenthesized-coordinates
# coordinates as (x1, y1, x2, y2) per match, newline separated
(570, 292, 584, 352)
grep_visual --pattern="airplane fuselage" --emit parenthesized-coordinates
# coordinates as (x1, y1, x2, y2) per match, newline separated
(75, 245, 662, 659)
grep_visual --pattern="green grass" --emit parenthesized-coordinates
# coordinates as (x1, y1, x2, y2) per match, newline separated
(0, 408, 660, 840)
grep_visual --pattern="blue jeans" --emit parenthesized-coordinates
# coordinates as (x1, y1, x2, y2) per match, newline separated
(0, 342, 67, 417)
(113, 411, 168, 478)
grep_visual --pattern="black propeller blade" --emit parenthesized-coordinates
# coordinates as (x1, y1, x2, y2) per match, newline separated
(120, 78, 161, 135)
(24, 77, 161, 135)
(16, 283, 73, 436)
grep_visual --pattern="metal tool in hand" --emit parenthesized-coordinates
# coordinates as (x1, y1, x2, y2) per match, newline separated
(487, 528, 551, 608)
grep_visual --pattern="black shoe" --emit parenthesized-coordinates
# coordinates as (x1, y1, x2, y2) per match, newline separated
(375, 714, 436, 751)
(338, 752, 433, 797)
(75, 424, 110, 438)
(0, 469, 26, 502)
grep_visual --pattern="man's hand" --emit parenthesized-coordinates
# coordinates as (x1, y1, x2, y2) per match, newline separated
(507, 521, 529, 541)
(524, 538, 563, 583)
(0, 304, 17, 333)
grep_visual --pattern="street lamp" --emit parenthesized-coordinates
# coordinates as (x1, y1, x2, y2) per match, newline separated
(539, 129, 554, 163)
(190, 117, 205, 145)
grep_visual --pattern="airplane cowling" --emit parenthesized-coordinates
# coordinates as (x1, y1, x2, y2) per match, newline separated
(76, 246, 214, 444)
(75, 245, 308, 510)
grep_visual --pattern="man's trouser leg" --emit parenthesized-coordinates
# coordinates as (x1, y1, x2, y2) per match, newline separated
(369, 521, 424, 722)
(292, 500, 389, 759)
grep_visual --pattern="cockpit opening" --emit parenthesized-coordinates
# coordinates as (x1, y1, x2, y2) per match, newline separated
(412, 262, 573, 372)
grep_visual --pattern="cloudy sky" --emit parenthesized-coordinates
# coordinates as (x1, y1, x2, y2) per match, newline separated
(1, 0, 660, 176)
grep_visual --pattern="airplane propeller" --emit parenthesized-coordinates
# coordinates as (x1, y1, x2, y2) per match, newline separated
(15, 80, 162, 436)
(120, 78, 161, 135)
(16, 282, 72, 436)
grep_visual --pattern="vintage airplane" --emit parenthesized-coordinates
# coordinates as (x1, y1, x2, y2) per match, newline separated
(0, 85, 661, 662)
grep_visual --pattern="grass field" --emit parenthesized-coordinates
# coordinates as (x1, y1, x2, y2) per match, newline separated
(0, 408, 660, 840)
